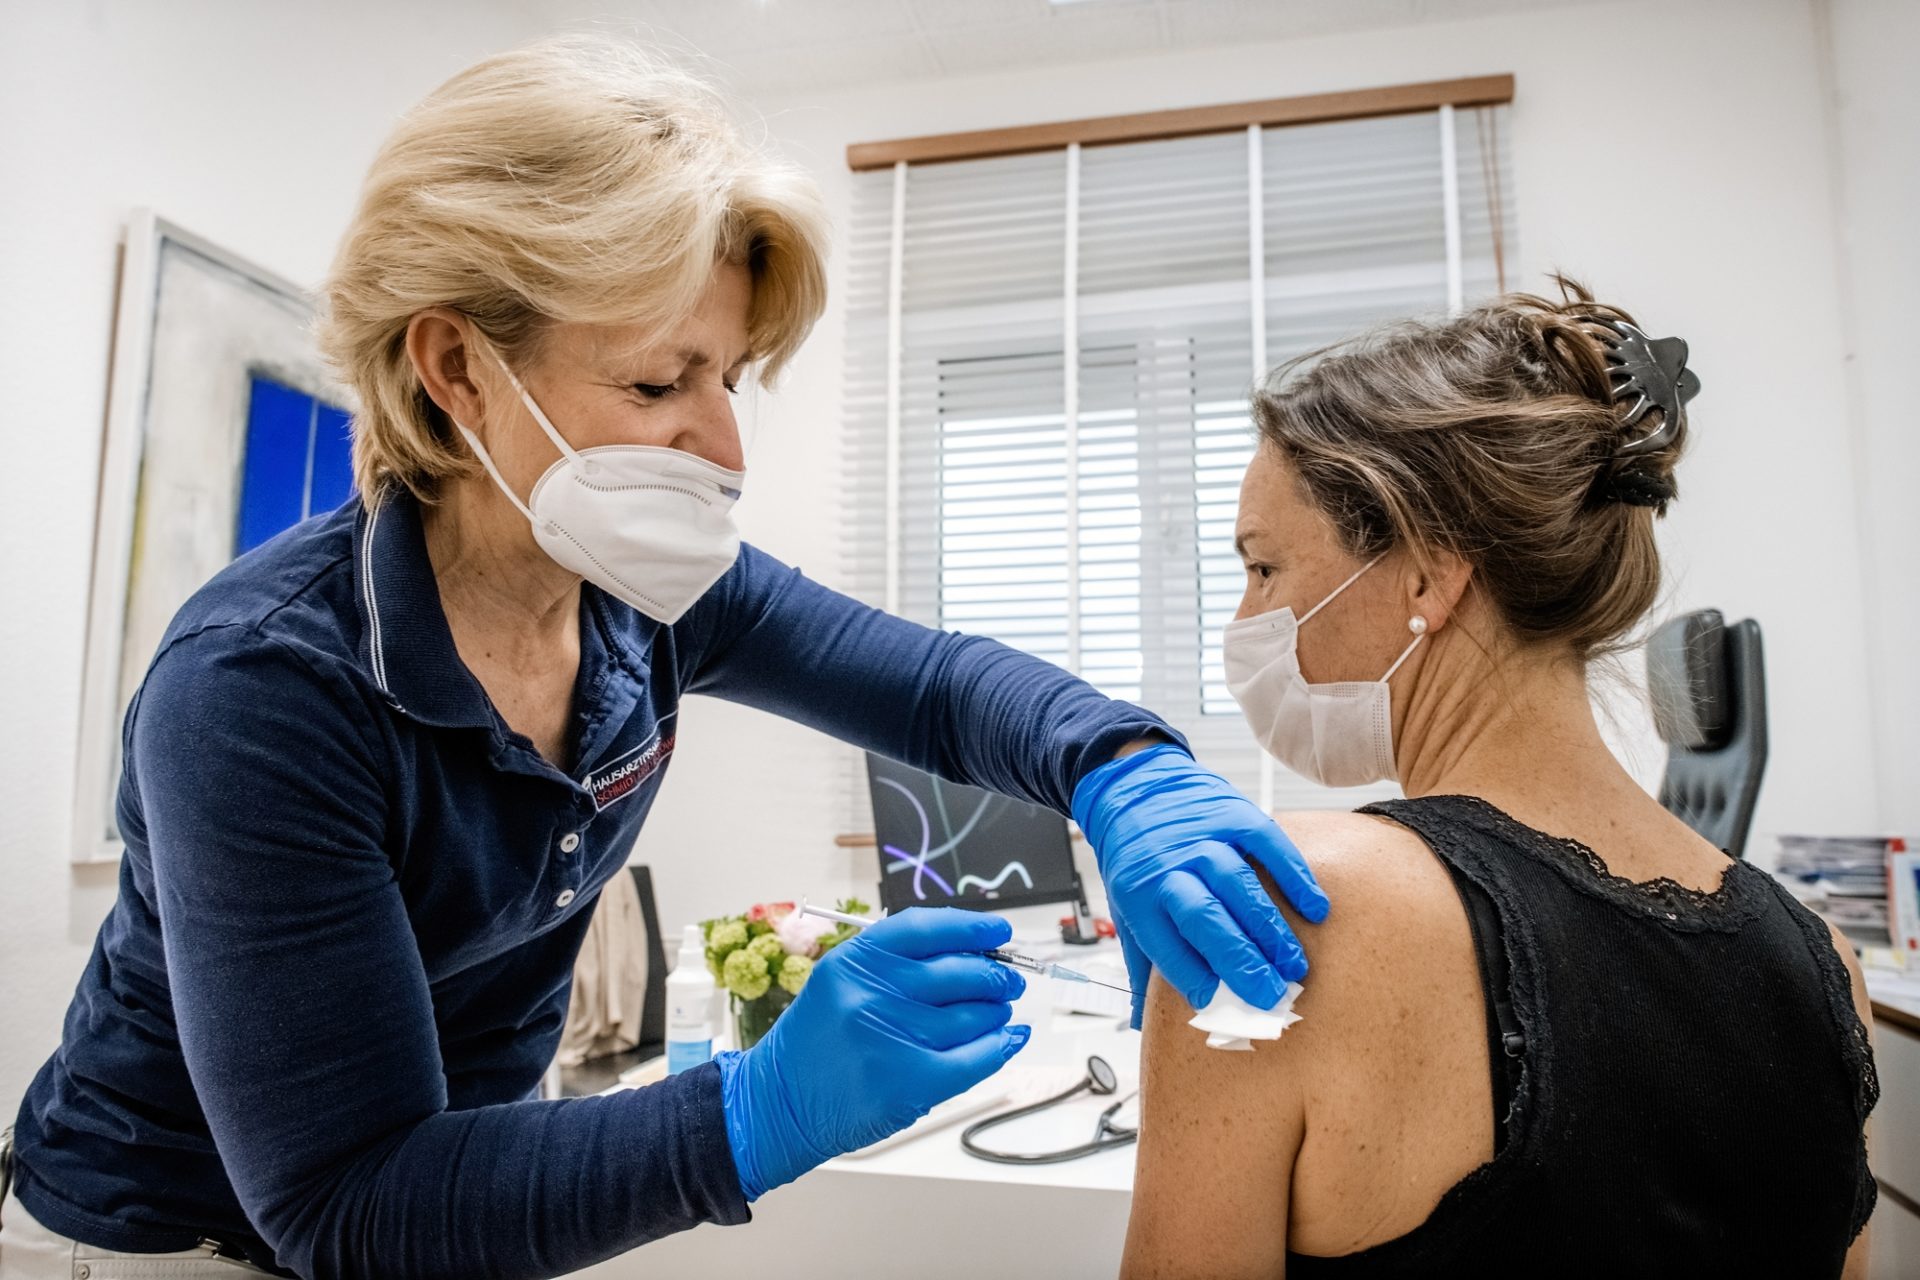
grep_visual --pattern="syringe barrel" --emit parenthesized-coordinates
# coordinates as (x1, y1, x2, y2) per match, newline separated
(986, 949, 1046, 975)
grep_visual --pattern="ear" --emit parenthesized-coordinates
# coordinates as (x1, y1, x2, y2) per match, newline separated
(405, 308, 491, 432)
(1402, 549, 1473, 636)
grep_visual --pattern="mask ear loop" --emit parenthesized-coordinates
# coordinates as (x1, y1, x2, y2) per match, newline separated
(466, 328, 596, 477)
(494, 360, 597, 476)
(1297, 555, 1385, 627)
(1296, 555, 1427, 680)
(1382, 629, 1424, 682)
(455, 423, 540, 526)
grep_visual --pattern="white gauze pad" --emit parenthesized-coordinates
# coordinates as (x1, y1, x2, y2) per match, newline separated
(1187, 982, 1304, 1051)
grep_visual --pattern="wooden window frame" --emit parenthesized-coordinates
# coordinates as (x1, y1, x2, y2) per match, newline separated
(846, 74, 1513, 171)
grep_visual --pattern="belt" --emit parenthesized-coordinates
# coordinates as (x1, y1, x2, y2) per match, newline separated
(0, 1125, 266, 1270)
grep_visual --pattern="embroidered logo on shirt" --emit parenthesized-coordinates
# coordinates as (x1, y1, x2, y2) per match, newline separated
(584, 722, 676, 812)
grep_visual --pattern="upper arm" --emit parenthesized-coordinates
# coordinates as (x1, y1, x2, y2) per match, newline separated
(1124, 973, 1303, 1279)
(133, 632, 441, 1244)
(1122, 807, 1481, 1276)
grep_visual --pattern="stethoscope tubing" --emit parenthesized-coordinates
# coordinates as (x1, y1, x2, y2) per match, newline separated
(959, 1060, 1139, 1165)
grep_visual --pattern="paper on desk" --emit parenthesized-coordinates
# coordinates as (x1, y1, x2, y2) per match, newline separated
(1189, 982, 1304, 1051)
(1865, 964, 1920, 1015)
(1052, 950, 1132, 1018)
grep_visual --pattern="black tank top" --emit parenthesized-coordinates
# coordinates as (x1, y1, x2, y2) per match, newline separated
(1288, 795, 1878, 1278)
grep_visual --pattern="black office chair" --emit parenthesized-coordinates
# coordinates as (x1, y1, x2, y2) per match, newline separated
(555, 864, 669, 1096)
(1646, 609, 1768, 859)
(629, 864, 669, 1050)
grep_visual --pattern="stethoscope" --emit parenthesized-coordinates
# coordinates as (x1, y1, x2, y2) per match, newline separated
(959, 1055, 1138, 1165)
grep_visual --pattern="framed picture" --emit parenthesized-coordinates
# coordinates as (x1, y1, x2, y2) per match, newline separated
(72, 211, 352, 863)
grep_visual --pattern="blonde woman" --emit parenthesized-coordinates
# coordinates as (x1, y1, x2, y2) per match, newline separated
(1122, 284, 1876, 1277)
(0, 39, 1327, 1280)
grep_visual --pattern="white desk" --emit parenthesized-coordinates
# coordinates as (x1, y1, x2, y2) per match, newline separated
(1864, 969, 1920, 1280)
(565, 965, 1141, 1280)
(569, 942, 1920, 1277)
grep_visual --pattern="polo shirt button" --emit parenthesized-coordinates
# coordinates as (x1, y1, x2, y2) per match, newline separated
(559, 832, 581, 853)
(555, 888, 576, 908)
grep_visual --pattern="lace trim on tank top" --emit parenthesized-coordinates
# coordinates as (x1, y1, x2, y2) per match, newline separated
(1763, 872, 1881, 1239)
(1403, 794, 1774, 934)
(1396, 796, 1876, 1135)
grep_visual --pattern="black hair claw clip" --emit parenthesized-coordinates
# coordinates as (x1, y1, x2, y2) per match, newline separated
(1594, 319, 1702, 456)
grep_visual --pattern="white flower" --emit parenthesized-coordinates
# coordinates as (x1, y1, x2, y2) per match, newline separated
(773, 909, 837, 957)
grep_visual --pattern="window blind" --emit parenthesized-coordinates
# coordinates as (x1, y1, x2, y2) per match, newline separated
(841, 104, 1514, 824)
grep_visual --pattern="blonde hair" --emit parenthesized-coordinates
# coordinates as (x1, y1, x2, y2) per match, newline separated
(1253, 277, 1687, 664)
(319, 37, 830, 501)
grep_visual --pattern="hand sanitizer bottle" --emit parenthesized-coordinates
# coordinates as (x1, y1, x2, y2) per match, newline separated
(666, 924, 716, 1074)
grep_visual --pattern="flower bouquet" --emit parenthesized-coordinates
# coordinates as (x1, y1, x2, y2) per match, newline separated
(702, 898, 867, 1050)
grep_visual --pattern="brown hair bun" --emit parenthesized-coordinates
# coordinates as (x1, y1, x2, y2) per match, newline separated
(1251, 276, 1688, 662)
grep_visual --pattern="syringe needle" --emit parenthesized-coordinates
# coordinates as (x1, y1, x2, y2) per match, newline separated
(1048, 965, 1132, 994)
(801, 905, 1136, 995)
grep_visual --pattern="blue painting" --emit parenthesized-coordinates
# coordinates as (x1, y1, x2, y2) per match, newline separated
(235, 375, 353, 553)
(80, 216, 356, 862)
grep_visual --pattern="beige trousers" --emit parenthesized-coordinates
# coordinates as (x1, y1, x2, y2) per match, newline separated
(0, 1189, 269, 1279)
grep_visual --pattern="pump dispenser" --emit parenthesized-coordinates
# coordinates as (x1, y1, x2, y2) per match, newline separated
(666, 924, 716, 1074)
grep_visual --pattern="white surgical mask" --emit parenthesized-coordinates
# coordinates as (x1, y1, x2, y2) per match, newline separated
(456, 358, 746, 625)
(1222, 557, 1424, 788)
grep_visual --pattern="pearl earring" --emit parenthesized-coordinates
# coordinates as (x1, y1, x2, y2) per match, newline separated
(1408, 616, 1428, 635)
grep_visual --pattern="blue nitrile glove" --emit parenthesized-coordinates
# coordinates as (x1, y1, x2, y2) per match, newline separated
(715, 907, 1030, 1201)
(1072, 743, 1330, 1028)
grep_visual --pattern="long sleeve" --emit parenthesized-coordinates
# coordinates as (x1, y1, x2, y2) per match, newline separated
(131, 625, 748, 1280)
(679, 545, 1185, 811)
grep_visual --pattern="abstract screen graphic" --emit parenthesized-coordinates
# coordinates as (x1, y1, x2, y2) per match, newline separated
(865, 754, 1079, 915)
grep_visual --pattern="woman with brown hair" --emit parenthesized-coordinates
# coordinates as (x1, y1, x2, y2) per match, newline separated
(1122, 282, 1877, 1277)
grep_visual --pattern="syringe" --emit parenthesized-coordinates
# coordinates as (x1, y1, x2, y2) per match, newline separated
(797, 900, 1131, 994)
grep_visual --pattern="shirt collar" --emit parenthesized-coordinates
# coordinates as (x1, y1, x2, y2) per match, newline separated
(349, 491, 659, 770)
(350, 490, 498, 730)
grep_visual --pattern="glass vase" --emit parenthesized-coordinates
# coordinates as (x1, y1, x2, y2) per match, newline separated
(731, 985, 794, 1050)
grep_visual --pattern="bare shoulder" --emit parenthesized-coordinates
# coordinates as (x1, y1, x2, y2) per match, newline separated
(1269, 808, 1472, 1000)
(1272, 806, 1450, 901)
(1205, 805, 1492, 1117)
(1125, 805, 1491, 1273)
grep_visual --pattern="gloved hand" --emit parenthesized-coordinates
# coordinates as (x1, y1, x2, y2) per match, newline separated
(1072, 743, 1330, 1028)
(715, 907, 1030, 1201)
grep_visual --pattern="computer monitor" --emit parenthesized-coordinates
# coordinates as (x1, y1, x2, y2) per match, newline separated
(865, 753, 1083, 917)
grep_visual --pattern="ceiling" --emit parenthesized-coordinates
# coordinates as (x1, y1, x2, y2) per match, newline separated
(516, 0, 1598, 96)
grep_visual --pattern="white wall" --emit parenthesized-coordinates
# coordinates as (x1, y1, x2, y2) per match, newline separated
(1819, 0, 1920, 830)
(0, 0, 549, 1104)
(647, 0, 1908, 995)
(694, 0, 1884, 869)
(0, 0, 1903, 1106)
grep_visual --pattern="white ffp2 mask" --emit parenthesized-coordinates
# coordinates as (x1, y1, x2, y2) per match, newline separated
(456, 360, 745, 626)
(1222, 557, 1423, 788)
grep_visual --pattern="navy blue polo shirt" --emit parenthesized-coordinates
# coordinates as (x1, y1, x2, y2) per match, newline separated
(12, 492, 1174, 1280)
